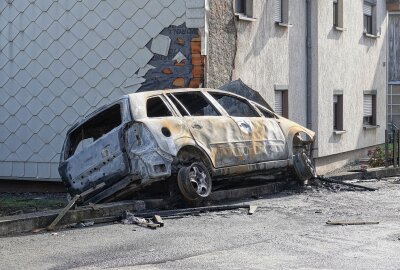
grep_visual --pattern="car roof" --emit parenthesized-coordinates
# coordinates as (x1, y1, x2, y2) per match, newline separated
(127, 88, 273, 119)
(126, 88, 246, 100)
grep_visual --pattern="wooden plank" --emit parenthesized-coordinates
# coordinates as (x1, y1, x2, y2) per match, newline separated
(326, 220, 379, 226)
(46, 195, 79, 231)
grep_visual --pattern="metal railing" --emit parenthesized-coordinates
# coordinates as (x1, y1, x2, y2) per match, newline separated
(385, 125, 400, 167)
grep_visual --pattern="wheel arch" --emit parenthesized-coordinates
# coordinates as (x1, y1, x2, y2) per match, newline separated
(174, 144, 215, 175)
(287, 127, 315, 157)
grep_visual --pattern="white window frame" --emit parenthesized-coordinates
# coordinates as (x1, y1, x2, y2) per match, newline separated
(363, 91, 378, 127)
(333, 91, 345, 134)
(274, 0, 291, 27)
(333, 0, 345, 30)
(274, 86, 288, 118)
(363, 0, 380, 38)
(235, 0, 256, 21)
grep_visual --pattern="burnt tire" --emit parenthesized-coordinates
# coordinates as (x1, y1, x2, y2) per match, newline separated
(177, 162, 212, 201)
(293, 149, 316, 184)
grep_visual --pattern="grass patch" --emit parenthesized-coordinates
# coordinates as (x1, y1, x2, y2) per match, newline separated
(0, 195, 67, 217)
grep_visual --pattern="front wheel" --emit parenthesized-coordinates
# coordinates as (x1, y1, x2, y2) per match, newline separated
(177, 162, 212, 201)
(293, 149, 317, 184)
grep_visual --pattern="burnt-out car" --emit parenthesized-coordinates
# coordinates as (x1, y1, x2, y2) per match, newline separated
(59, 88, 316, 203)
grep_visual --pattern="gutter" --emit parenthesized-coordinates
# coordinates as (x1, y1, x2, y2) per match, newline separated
(306, 0, 312, 129)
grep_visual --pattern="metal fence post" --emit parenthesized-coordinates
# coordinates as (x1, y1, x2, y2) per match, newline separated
(385, 130, 389, 167)
(396, 129, 400, 167)
(393, 130, 397, 167)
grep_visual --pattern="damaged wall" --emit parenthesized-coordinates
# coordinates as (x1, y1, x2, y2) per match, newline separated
(207, 0, 307, 126)
(0, 0, 206, 180)
(206, 0, 236, 88)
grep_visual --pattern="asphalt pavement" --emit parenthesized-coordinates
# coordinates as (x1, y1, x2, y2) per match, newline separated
(1, 177, 400, 270)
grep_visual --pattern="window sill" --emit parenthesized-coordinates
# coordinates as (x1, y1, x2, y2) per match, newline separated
(275, 22, 293, 28)
(235, 13, 256, 22)
(333, 130, 347, 135)
(363, 32, 380, 39)
(334, 26, 346, 31)
(363, 125, 380, 130)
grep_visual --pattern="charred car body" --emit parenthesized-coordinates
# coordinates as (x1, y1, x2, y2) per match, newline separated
(59, 88, 316, 204)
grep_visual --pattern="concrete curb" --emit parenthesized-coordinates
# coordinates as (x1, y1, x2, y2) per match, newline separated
(0, 200, 162, 236)
(327, 166, 400, 181)
(0, 180, 293, 236)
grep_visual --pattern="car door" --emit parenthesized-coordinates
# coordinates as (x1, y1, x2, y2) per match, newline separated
(168, 91, 248, 168)
(208, 92, 287, 164)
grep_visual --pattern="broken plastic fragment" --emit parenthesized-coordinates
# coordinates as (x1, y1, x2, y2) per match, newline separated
(173, 52, 187, 63)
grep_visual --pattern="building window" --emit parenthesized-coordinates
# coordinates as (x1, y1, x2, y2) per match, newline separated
(363, 93, 377, 126)
(363, 1, 376, 35)
(333, 0, 339, 26)
(235, 0, 254, 19)
(333, 94, 343, 131)
(274, 0, 289, 25)
(275, 90, 288, 118)
(333, 0, 344, 28)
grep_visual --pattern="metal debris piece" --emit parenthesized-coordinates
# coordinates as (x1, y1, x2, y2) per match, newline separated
(326, 220, 380, 226)
(73, 221, 94, 228)
(248, 205, 258, 215)
(122, 211, 160, 229)
(152, 215, 164, 227)
(317, 176, 377, 191)
(135, 204, 251, 218)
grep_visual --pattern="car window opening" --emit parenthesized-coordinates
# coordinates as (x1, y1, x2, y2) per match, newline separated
(173, 92, 220, 116)
(67, 104, 122, 158)
(210, 93, 260, 117)
(147, 97, 173, 118)
(167, 94, 190, 116)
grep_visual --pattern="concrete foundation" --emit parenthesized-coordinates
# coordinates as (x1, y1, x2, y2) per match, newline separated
(315, 145, 380, 174)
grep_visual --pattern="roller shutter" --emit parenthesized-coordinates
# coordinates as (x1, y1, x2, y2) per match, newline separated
(363, 2, 372, 16)
(363, 95, 373, 117)
(275, 0, 282, 22)
(275, 91, 283, 115)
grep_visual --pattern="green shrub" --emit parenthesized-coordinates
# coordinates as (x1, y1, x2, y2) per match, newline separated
(368, 146, 392, 167)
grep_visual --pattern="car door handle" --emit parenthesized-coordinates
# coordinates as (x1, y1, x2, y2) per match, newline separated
(192, 123, 203, 129)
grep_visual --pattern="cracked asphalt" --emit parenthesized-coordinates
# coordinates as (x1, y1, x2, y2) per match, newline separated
(1, 177, 400, 270)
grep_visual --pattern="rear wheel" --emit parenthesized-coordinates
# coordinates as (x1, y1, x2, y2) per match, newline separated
(177, 162, 212, 201)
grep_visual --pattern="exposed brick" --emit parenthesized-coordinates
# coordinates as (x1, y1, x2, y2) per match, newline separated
(190, 41, 201, 54)
(191, 54, 204, 65)
(189, 78, 202, 88)
(162, 68, 173, 74)
(172, 77, 185, 87)
(192, 66, 203, 78)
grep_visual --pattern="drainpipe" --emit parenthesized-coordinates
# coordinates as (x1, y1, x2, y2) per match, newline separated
(306, 0, 312, 129)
